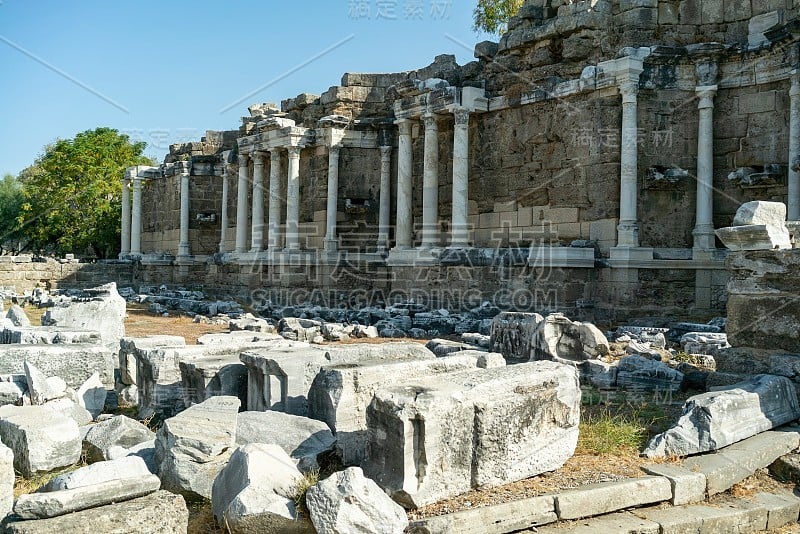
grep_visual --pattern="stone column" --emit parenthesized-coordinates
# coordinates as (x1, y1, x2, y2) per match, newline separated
(119, 176, 131, 258)
(616, 79, 641, 247)
(285, 146, 302, 251)
(376, 146, 392, 253)
(177, 162, 191, 258)
(394, 119, 413, 249)
(218, 166, 229, 253)
(250, 151, 266, 252)
(421, 112, 439, 248)
(323, 145, 341, 252)
(130, 175, 143, 256)
(450, 106, 470, 247)
(693, 86, 718, 251)
(790, 72, 800, 220)
(267, 148, 283, 249)
(234, 154, 250, 253)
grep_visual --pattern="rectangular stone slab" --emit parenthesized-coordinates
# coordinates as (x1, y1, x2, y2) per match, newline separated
(0, 345, 114, 389)
(363, 361, 580, 508)
(13, 474, 161, 519)
(554, 476, 672, 520)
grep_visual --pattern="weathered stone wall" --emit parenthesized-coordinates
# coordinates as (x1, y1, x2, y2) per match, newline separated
(0, 257, 136, 293)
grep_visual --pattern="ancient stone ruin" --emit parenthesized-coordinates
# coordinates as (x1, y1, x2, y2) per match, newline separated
(3, 0, 800, 533)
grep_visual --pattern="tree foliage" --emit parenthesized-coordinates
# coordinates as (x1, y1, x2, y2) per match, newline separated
(473, 0, 524, 35)
(17, 128, 152, 258)
(0, 174, 23, 253)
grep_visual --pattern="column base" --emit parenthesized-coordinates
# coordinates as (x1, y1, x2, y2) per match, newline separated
(323, 238, 338, 253)
(616, 222, 640, 248)
(692, 227, 716, 251)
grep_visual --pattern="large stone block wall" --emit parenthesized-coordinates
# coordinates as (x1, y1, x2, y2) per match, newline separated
(0, 257, 136, 293)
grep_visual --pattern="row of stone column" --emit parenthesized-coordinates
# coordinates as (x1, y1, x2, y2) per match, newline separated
(119, 172, 143, 257)
(393, 105, 471, 251)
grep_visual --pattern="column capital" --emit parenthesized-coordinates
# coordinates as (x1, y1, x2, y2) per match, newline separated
(177, 161, 191, 176)
(423, 113, 438, 129)
(237, 153, 250, 167)
(287, 145, 302, 158)
(453, 106, 470, 126)
(619, 81, 639, 103)
(329, 145, 341, 158)
(252, 151, 267, 165)
(380, 145, 392, 161)
(395, 118, 414, 135)
(696, 85, 718, 109)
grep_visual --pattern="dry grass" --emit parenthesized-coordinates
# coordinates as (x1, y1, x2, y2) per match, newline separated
(187, 500, 224, 534)
(292, 469, 320, 515)
(14, 462, 86, 499)
(124, 304, 228, 344)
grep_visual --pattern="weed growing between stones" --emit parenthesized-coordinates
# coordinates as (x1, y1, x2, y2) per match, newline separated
(292, 468, 320, 516)
(577, 398, 672, 456)
(13, 461, 86, 499)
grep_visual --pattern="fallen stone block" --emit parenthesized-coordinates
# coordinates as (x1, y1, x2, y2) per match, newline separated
(211, 443, 313, 534)
(307, 353, 492, 466)
(363, 361, 580, 508)
(14, 474, 162, 519)
(83, 415, 155, 462)
(489, 312, 542, 360)
(106, 439, 156, 473)
(769, 452, 800, 484)
(307, 467, 408, 534)
(118, 335, 186, 386)
(616, 355, 684, 395)
(716, 224, 792, 251)
(41, 398, 92, 426)
(154, 396, 240, 500)
(530, 313, 608, 364)
(407, 494, 556, 534)
(75, 371, 106, 419)
(23, 362, 65, 405)
(0, 326, 101, 345)
(634, 498, 770, 534)
(41, 283, 126, 345)
(178, 354, 247, 408)
(235, 411, 334, 472)
(3, 490, 188, 533)
(644, 375, 800, 457)
(0, 405, 81, 477)
(0, 345, 114, 390)
(44, 456, 152, 490)
(5, 305, 30, 327)
(0, 442, 12, 518)
(241, 341, 433, 415)
(554, 476, 672, 520)
(0, 382, 24, 407)
(583, 359, 617, 389)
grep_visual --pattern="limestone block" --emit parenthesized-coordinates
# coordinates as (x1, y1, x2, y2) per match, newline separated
(0, 405, 81, 477)
(5, 305, 30, 327)
(3, 490, 188, 534)
(76, 371, 106, 419)
(43, 456, 152, 491)
(178, 354, 247, 408)
(41, 398, 92, 426)
(154, 396, 240, 500)
(0, 442, 12, 518)
(644, 375, 800, 457)
(0, 326, 101, 345)
(24, 361, 65, 405)
(240, 341, 432, 415)
(554, 476, 672, 520)
(530, 313, 609, 364)
(769, 452, 800, 484)
(106, 440, 156, 473)
(0, 382, 23, 406)
(235, 411, 335, 472)
(616, 355, 684, 394)
(363, 362, 580, 508)
(584, 359, 617, 388)
(543, 207, 579, 224)
(83, 415, 155, 463)
(749, 11, 782, 47)
(119, 335, 186, 386)
(0, 344, 114, 390)
(715, 224, 791, 251)
(41, 283, 126, 344)
(732, 200, 787, 226)
(642, 464, 706, 505)
(752, 490, 800, 530)
(739, 91, 776, 114)
(307, 467, 408, 534)
(307, 354, 488, 466)
(211, 443, 313, 534)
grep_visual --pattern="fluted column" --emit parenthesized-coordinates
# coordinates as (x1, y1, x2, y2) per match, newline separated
(177, 162, 191, 258)
(790, 72, 800, 220)
(323, 146, 341, 252)
(616, 80, 641, 247)
(130, 175, 143, 256)
(267, 149, 283, 249)
(250, 151, 266, 252)
(421, 112, 439, 248)
(377, 146, 392, 253)
(693, 86, 718, 251)
(451, 106, 470, 247)
(218, 166, 230, 253)
(394, 119, 413, 249)
(235, 154, 250, 253)
(285, 146, 302, 251)
(119, 176, 131, 258)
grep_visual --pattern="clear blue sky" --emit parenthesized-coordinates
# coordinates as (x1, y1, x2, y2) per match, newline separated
(0, 0, 491, 176)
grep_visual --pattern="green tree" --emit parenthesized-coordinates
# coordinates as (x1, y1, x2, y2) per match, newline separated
(17, 128, 153, 258)
(0, 174, 23, 253)
(473, 0, 524, 35)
